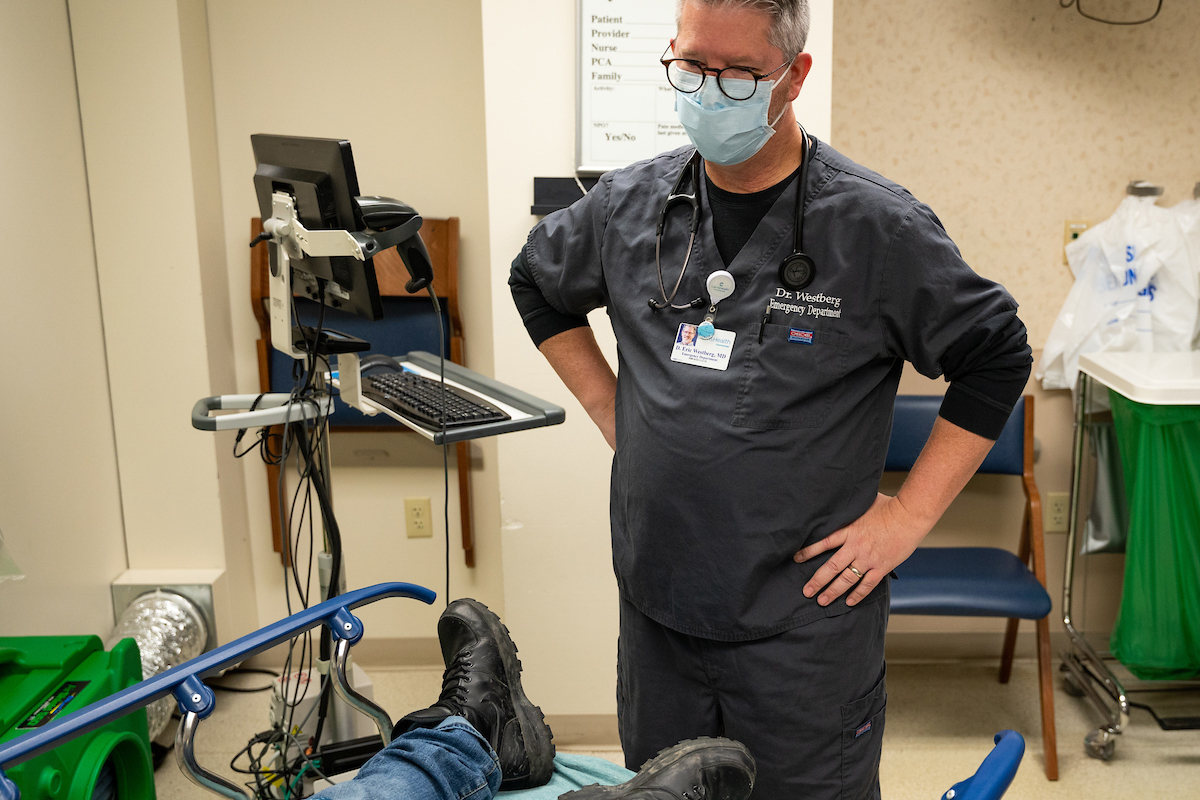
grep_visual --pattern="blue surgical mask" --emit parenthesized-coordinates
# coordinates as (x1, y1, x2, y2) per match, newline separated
(675, 76, 788, 166)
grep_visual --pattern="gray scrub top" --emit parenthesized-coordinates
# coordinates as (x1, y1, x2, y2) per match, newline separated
(524, 140, 1019, 641)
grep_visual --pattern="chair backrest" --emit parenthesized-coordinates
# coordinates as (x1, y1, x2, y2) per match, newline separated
(885, 395, 1027, 476)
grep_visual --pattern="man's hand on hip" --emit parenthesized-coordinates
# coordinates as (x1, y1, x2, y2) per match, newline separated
(794, 493, 929, 607)
(793, 415, 998, 607)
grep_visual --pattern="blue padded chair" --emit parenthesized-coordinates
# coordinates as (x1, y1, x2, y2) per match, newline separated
(251, 217, 479, 566)
(941, 730, 1025, 800)
(887, 395, 1057, 780)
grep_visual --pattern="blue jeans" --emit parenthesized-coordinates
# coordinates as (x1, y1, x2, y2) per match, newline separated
(312, 717, 635, 800)
(312, 717, 501, 800)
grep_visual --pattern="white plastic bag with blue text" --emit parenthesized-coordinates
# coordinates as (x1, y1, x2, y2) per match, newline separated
(1038, 195, 1197, 391)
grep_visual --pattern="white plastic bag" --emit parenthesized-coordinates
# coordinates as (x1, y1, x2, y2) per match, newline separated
(1171, 196, 1200, 347)
(1038, 195, 1197, 390)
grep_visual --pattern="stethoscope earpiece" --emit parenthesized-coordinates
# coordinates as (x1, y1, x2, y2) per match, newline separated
(778, 252, 816, 291)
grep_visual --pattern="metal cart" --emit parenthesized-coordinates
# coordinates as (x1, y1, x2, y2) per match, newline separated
(1061, 352, 1200, 760)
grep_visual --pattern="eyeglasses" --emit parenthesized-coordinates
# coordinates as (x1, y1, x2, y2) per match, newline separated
(661, 42, 793, 102)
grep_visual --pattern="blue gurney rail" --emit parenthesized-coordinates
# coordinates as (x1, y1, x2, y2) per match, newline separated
(942, 729, 1025, 800)
(0, 582, 436, 800)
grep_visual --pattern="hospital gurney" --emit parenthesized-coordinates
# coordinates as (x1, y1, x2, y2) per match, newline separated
(0, 582, 435, 799)
(0, 581, 1026, 800)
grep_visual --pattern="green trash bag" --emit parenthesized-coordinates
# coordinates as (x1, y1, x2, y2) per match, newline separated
(1108, 390, 1200, 681)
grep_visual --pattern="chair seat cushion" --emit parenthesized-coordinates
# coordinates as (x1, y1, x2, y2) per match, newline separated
(889, 547, 1051, 619)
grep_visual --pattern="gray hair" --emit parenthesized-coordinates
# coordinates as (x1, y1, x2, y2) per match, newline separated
(676, 0, 811, 58)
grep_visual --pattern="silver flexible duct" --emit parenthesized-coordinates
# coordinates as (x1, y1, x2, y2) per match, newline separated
(104, 590, 208, 740)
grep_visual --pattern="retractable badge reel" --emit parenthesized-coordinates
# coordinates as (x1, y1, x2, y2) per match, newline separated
(698, 270, 735, 339)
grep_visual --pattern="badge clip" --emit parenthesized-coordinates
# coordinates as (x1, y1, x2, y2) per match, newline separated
(699, 271, 735, 339)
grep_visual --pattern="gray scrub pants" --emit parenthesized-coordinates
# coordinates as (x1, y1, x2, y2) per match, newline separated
(616, 591, 888, 800)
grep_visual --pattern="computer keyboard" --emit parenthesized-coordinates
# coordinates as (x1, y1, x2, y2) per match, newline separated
(361, 371, 511, 429)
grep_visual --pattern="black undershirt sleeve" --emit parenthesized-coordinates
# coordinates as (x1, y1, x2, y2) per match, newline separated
(938, 311, 1033, 440)
(509, 250, 590, 348)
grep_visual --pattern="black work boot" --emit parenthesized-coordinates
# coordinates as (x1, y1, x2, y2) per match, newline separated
(394, 598, 555, 790)
(560, 738, 755, 800)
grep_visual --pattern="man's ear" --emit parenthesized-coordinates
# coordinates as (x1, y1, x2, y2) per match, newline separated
(785, 53, 813, 103)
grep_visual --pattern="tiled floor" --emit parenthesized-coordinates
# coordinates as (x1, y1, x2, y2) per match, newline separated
(152, 660, 1200, 799)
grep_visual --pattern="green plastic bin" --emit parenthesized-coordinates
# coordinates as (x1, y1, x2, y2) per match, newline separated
(0, 636, 155, 800)
(1108, 391, 1200, 680)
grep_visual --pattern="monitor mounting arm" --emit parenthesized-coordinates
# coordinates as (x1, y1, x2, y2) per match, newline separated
(261, 191, 422, 359)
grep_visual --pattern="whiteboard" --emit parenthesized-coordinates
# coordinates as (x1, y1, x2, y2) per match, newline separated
(576, 0, 834, 175)
(577, 0, 683, 175)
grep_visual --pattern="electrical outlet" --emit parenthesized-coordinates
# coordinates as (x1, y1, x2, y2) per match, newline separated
(405, 497, 433, 538)
(1063, 220, 1091, 265)
(1045, 492, 1070, 533)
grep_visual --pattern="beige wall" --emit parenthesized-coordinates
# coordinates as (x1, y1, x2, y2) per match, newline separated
(205, 0, 505, 638)
(482, 0, 613, 723)
(68, 0, 257, 643)
(831, 0, 1200, 345)
(832, 0, 1200, 640)
(1, 0, 501, 647)
(0, 1, 128, 636)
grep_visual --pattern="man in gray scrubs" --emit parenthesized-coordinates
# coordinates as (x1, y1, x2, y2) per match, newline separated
(510, 1, 1032, 797)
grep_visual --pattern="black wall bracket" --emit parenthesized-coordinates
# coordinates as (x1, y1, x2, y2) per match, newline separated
(532, 176, 600, 216)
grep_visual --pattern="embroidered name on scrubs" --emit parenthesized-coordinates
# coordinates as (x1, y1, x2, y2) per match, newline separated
(671, 323, 736, 371)
(769, 289, 844, 321)
(855, 720, 873, 738)
(788, 328, 814, 344)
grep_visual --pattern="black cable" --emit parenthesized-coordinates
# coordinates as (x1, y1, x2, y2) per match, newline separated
(208, 683, 274, 694)
(299, 283, 328, 395)
(242, 321, 332, 797)
(293, 423, 342, 602)
(233, 394, 267, 459)
(1059, 0, 1162, 25)
(292, 419, 342, 752)
(234, 246, 341, 797)
(285, 424, 317, 608)
(206, 667, 279, 693)
(288, 287, 337, 760)
(426, 288, 451, 607)
(302, 391, 335, 753)
(273, 418, 304, 800)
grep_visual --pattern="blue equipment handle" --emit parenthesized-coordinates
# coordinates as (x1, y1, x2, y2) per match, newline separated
(0, 582, 435, 793)
(941, 729, 1026, 800)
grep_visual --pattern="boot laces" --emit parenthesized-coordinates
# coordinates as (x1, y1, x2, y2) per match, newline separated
(682, 785, 706, 800)
(436, 648, 473, 711)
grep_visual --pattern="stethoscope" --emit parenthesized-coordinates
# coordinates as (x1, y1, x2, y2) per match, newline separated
(649, 128, 816, 313)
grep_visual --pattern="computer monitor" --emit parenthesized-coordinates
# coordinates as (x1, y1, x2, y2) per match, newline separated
(251, 134, 384, 321)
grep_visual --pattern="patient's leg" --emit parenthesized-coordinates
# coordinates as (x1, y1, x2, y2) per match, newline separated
(313, 716, 500, 800)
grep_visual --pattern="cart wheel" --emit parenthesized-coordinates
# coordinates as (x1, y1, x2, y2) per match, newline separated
(1084, 728, 1115, 761)
(1063, 674, 1085, 698)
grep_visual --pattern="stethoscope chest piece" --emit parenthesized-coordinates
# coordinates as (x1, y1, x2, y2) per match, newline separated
(779, 252, 816, 291)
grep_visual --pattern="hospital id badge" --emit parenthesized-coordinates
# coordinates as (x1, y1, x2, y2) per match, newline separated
(670, 323, 735, 371)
